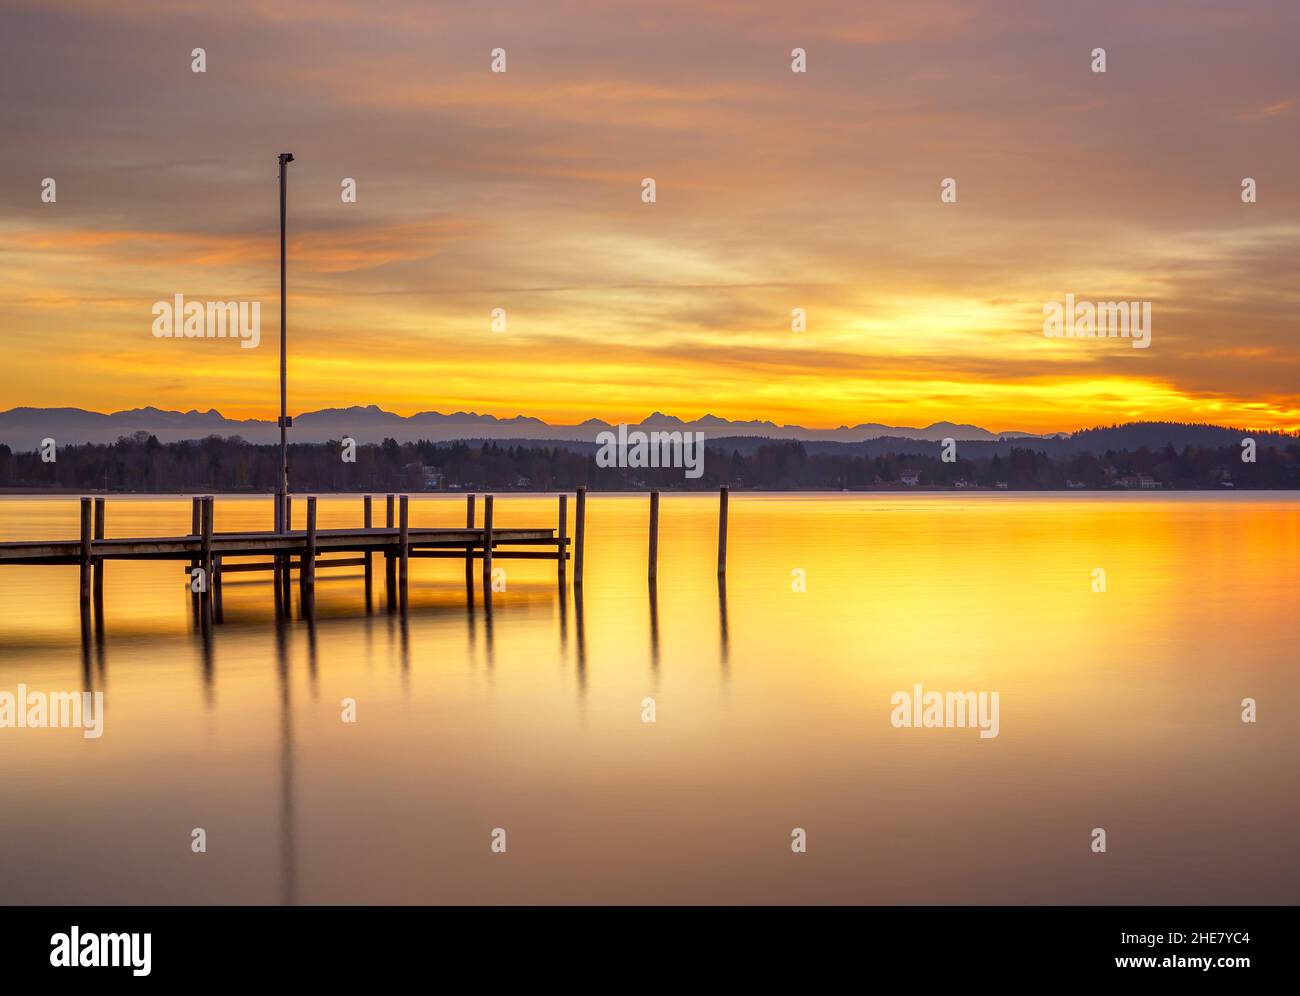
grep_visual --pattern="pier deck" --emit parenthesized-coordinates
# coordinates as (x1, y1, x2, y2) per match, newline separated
(0, 527, 556, 565)
(0, 491, 584, 627)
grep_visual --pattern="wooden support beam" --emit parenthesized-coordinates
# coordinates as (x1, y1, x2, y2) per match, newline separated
(717, 485, 729, 577)
(482, 494, 494, 596)
(385, 494, 396, 612)
(574, 486, 587, 586)
(78, 497, 92, 609)
(412, 549, 567, 560)
(216, 556, 369, 574)
(648, 490, 660, 582)
(363, 494, 373, 612)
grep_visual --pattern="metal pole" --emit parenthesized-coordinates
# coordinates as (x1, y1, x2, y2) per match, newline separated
(277, 152, 294, 505)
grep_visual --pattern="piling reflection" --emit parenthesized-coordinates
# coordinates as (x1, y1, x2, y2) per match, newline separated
(717, 576, 729, 673)
(648, 579, 660, 674)
(273, 616, 297, 906)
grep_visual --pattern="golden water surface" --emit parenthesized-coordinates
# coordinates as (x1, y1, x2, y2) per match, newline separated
(1, 492, 1297, 904)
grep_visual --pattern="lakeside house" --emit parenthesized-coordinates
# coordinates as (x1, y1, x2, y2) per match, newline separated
(1113, 474, 1161, 489)
(900, 470, 920, 486)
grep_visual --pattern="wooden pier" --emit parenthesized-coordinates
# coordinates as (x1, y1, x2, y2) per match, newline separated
(0, 487, 733, 627)
(0, 492, 578, 625)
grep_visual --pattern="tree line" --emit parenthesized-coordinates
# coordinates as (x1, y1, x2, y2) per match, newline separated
(1, 433, 1297, 491)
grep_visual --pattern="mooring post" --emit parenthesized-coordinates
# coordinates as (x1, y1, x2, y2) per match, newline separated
(482, 494, 494, 595)
(557, 493, 568, 581)
(574, 486, 586, 586)
(398, 495, 410, 613)
(78, 497, 92, 609)
(363, 494, 373, 612)
(465, 493, 476, 588)
(385, 493, 396, 612)
(648, 490, 660, 582)
(200, 495, 214, 624)
(92, 497, 105, 614)
(303, 496, 317, 605)
(717, 485, 729, 577)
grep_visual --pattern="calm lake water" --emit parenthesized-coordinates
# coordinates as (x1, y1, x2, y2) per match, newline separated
(1, 492, 1297, 904)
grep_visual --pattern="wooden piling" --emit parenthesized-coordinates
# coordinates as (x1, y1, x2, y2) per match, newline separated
(273, 490, 283, 615)
(92, 497, 105, 613)
(190, 497, 202, 618)
(648, 490, 660, 582)
(717, 485, 729, 577)
(213, 554, 224, 623)
(78, 497, 92, 609)
(385, 494, 396, 612)
(574, 486, 586, 586)
(363, 495, 373, 612)
(200, 495, 214, 623)
(464, 493, 476, 588)
(303, 496, 317, 603)
(557, 493, 568, 581)
(398, 495, 409, 613)
(482, 494, 494, 595)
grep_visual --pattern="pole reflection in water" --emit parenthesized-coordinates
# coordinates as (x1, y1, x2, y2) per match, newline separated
(273, 616, 297, 907)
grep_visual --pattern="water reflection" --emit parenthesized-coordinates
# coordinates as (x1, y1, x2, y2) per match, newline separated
(717, 576, 729, 673)
(4, 493, 1298, 905)
(273, 616, 297, 906)
(648, 580, 660, 675)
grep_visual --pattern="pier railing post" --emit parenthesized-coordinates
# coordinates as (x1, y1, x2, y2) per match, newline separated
(648, 490, 659, 582)
(363, 494, 373, 612)
(574, 486, 586, 586)
(385, 494, 396, 612)
(717, 485, 729, 577)
(558, 493, 568, 582)
(482, 494, 494, 596)
(398, 495, 409, 613)
(78, 497, 92, 610)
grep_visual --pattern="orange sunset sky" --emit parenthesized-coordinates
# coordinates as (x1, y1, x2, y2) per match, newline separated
(0, 0, 1297, 434)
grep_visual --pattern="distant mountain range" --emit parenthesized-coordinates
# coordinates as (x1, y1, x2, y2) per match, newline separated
(0, 405, 1051, 450)
(0, 406, 1293, 456)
